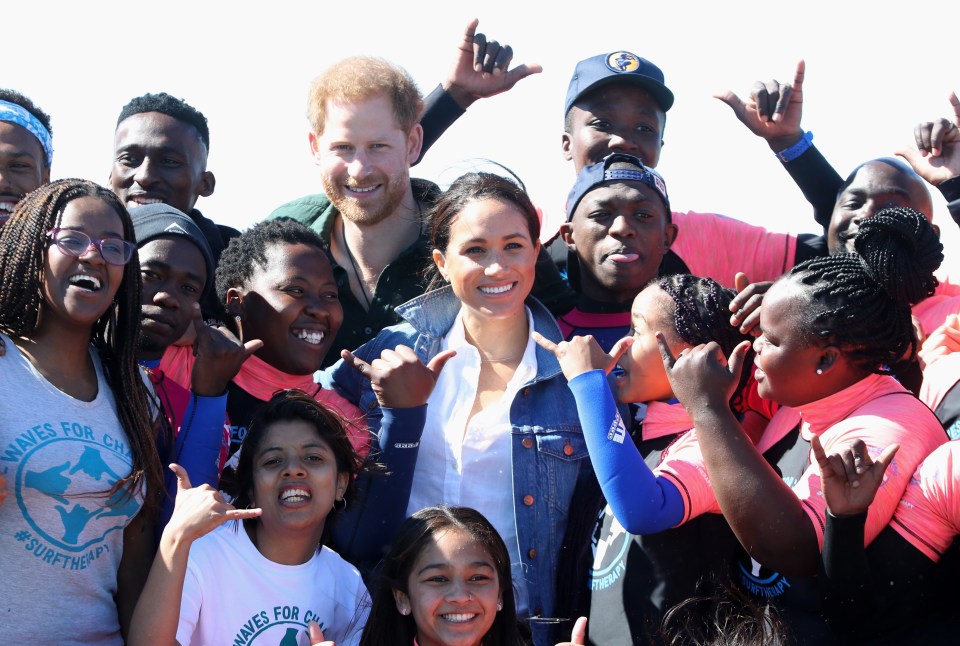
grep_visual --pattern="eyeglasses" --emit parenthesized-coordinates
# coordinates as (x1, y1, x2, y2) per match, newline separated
(47, 228, 136, 266)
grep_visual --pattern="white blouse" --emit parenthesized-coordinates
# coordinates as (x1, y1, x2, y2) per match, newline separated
(405, 307, 537, 613)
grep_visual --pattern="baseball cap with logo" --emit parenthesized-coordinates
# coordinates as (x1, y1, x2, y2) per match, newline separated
(566, 153, 670, 222)
(564, 51, 675, 116)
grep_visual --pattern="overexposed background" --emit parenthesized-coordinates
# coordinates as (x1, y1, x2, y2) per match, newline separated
(6, 1, 958, 252)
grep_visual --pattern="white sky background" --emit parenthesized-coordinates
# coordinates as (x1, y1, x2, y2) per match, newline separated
(7, 0, 960, 254)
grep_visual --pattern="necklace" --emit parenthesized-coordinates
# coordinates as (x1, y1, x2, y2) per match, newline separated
(339, 218, 372, 309)
(479, 353, 524, 364)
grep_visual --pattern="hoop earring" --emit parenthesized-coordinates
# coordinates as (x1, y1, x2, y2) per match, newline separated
(333, 498, 347, 511)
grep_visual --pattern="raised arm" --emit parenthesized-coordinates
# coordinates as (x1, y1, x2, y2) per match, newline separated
(418, 19, 542, 164)
(329, 346, 454, 568)
(715, 60, 843, 229)
(129, 465, 261, 646)
(657, 336, 821, 576)
(533, 333, 686, 533)
(897, 92, 960, 228)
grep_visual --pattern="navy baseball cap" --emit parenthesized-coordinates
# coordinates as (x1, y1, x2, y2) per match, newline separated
(566, 153, 670, 221)
(564, 51, 674, 116)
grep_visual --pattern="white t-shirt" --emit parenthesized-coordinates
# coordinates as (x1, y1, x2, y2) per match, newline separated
(177, 523, 369, 646)
(0, 334, 142, 645)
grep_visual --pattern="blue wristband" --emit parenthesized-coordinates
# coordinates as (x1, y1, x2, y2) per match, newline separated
(776, 130, 813, 163)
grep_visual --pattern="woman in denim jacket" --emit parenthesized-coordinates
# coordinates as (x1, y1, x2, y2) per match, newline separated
(317, 172, 589, 645)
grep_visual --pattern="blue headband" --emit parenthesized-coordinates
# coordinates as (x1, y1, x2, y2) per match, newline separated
(0, 100, 53, 166)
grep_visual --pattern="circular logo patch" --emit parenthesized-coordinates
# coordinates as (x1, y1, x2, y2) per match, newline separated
(605, 52, 640, 73)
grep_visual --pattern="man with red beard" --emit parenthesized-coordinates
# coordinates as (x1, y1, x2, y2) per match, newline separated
(0, 89, 52, 223)
(269, 27, 569, 366)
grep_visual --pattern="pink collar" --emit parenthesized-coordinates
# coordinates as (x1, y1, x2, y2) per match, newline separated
(643, 400, 694, 440)
(796, 373, 906, 438)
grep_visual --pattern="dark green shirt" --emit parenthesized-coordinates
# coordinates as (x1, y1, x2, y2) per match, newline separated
(266, 179, 441, 368)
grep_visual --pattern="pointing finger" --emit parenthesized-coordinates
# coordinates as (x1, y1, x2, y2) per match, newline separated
(607, 337, 634, 372)
(532, 331, 559, 355)
(656, 331, 678, 369)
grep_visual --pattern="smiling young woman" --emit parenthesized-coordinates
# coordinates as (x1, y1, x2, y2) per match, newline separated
(156, 219, 370, 474)
(0, 179, 164, 645)
(321, 172, 588, 645)
(129, 390, 370, 646)
(360, 506, 523, 646)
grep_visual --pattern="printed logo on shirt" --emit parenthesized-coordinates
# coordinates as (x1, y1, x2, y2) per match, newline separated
(232, 605, 327, 645)
(737, 557, 792, 599)
(2, 419, 137, 568)
(589, 505, 630, 591)
(607, 414, 626, 444)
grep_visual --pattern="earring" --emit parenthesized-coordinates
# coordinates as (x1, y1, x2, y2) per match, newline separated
(497, 600, 503, 611)
(399, 606, 409, 616)
(816, 368, 823, 375)
(333, 498, 347, 511)
(234, 315, 242, 323)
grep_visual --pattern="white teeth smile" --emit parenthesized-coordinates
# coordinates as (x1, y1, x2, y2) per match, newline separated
(442, 613, 477, 623)
(295, 329, 325, 345)
(69, 274, 102, 291)
(128, 197, 163, 207)
(0, 201, 16, 213)
(479, 284, 513, 295)
(347, 185, 378, 193)
(280, 489, 311, 502)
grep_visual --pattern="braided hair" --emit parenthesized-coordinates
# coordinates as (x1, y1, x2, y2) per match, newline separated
(0, 179, 164, 509)
(655, 274, 755, 410)
(787, 206, 942, 371)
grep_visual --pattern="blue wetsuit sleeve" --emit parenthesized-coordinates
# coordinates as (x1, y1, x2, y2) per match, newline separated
(158, 392, 228, 538)
(568, 370, 685, 534)
(175, 393, 228, 488)
(330, 405, 426, 569)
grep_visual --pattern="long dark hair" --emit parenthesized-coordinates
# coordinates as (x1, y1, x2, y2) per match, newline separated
(360, 506, 525, 646)
(0, 179, 163, 509)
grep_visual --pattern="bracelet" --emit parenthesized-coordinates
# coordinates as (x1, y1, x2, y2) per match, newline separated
(776, 130, 813, 163)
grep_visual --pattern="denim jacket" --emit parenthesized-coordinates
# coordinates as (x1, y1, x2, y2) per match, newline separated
(317, 286, 589, 645)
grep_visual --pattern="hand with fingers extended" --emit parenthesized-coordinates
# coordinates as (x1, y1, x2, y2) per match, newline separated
(811, 435, 899, 517)
(729, 272, 771, 336)
(555, 616, 587, 646)
(442, 18, 542, 109)
(918, 313, 960, 369)
(342, 346, 456, 409)
(308, 621, 336, 645)
(657, 334, 752, 416)
(897, 92, 960, 186)
(533, 331, 632, 381)
(190, 304, 264, 397)
(715, 60, 806, 153)
(164, 463, 262, 544)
